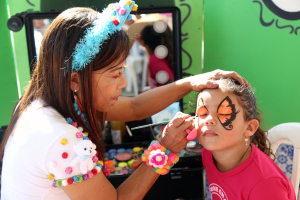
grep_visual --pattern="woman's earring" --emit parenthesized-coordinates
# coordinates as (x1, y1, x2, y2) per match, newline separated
(73, 90, 88, 125)
(245, 136, 249, 145)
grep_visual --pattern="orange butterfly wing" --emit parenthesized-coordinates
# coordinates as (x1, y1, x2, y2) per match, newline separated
(217, 99, 233, 124)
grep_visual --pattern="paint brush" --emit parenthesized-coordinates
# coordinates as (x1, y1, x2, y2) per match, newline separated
(131, 116, 196, 130)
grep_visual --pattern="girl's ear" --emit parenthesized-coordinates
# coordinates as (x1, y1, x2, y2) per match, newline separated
(245, 119, 259, 137)
(70, 72, 80, 91)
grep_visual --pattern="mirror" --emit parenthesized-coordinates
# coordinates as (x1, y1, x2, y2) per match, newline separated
(24, 7, 182, 109)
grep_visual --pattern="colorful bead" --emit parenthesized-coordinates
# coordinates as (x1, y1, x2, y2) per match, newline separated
(56, 180, 62, 187)
(98, 161, 103, 165)
(125, 0, 132, 6)
(78, 176, 83, 182)
(127, 15, 132, 21)
(83, 132, 89, 136)
(52, 181, 57, 187)
(88, 172, 94, 179)
(62, 180, 68, 186)
(62, 152, 68, 159)
(65, 167, 73, 175)
(82, 174, 88, 181)
(114, 3, 121, 12)
(132, 4, 138, 11)
(83, 136, 89, 140)
(95, 166, 101, 172)
(66, 117, 73, 124)
(112, 19, 119, 25)
(92, 156, 98, 163)
(71, 122, 78, 127)
(72, 176, 79, 183)
(78, 127, 83, 132)
(76, 132, 83, 138)
(92, 168, 98, 175)
(67, 178, 74, 184)
(61, 138, 67, 145)
(48, 173, 54, 180)
(119, 8, 126, 15)
(95, 150, 98, 156)
(88, 136, 92, 140)
(108, 3, 114, 7)
(97, 164, 103, 168)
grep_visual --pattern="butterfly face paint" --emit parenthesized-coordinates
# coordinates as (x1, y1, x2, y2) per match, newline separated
(197, 98, 208, 117)
(217, 96, 240, 130)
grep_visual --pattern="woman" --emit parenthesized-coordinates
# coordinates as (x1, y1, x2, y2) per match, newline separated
(0, 2, 249, 200)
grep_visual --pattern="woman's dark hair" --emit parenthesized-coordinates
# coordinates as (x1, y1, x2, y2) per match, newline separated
(140, 25, 174, 71)
(0, 7, 130, 163)
(198, 78, 275, 160)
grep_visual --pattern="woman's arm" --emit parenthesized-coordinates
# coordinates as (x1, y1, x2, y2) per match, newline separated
(63, 113, 194, 200)
(106, 70, 249, 121)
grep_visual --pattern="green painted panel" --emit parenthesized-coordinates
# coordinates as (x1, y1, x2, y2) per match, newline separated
(0, 0, 19, 127)
(7, 0, 41, 95)
(203, 0, 300, 128)
(175, 0, 204, 114)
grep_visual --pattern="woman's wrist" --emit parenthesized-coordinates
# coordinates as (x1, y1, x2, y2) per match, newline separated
(175, 76, 193, 93)
(142, 140, 180, 175)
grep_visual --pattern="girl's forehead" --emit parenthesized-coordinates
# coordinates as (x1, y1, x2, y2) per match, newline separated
(197, 89, 238, 106)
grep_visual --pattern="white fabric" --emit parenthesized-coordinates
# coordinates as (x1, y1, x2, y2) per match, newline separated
(1, 99, 98, 200)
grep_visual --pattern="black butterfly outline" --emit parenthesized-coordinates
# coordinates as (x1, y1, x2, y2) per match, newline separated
(217, 96, 240, 130)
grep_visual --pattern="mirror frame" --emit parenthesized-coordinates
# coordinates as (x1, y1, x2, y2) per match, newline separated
(24, 7, 183, 110)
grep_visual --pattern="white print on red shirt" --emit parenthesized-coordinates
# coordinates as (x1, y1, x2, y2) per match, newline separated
(209, 183, 228, 200)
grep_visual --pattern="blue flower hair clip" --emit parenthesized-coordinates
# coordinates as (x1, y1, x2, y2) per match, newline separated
(71, 0, 138, 72)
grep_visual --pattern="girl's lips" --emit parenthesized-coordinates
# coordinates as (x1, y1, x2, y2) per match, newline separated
(203, 130, 218, 137)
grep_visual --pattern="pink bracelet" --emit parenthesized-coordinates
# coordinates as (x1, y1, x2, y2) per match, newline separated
(142, 140, 179, 175)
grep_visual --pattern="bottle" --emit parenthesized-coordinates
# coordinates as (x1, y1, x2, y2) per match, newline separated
(110, 121, 126, 144)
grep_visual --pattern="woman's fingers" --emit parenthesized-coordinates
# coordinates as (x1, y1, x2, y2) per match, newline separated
(211, 70, 251, 88)
(159, 112, 194, 153)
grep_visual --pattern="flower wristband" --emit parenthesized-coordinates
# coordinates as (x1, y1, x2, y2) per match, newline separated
(142, 140, 179, 175)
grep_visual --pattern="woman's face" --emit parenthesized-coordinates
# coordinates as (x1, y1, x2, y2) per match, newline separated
(92, 60, 127, 112)
(195, 88, 248, 151)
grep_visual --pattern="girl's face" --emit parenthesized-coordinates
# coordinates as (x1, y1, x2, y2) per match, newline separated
(92, 60, 127, 112)
(195, 88, 248, 151)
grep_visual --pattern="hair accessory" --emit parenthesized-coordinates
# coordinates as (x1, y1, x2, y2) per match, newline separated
(71, 0, 137, 72)
(142, 140, 179, 175)
(73, 92, 89, 125)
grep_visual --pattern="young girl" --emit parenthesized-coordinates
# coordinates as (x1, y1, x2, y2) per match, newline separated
(195, 78, 295, 200)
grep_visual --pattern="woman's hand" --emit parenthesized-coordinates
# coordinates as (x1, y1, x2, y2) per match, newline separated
(185, 69, 250, 92)
(159, 112, 195, 153)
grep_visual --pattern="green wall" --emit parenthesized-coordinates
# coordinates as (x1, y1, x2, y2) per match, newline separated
(0, 0, 40, 127)
(175, 0, 204, 114)
(0, 0, 19, 127)
(203, 0, 300, 128)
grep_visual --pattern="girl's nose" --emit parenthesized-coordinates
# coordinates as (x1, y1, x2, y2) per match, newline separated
(205, 116, 217, 125)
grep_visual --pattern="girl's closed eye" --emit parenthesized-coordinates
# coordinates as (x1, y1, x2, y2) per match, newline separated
(197, 107, 208, 117)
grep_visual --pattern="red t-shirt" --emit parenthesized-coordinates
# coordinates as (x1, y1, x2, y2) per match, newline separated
(202, 144, 296, 200)
(148, 53, 174, 88)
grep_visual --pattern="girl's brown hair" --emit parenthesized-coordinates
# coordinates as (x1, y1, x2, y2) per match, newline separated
(0, 7, 130, 162)
(198, 78, 275, 160)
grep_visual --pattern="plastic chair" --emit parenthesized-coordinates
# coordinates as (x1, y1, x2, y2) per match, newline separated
(267, 122, 300, 199)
